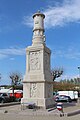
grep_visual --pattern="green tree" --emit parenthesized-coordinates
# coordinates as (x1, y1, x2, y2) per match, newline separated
(53, 80, 76, 91)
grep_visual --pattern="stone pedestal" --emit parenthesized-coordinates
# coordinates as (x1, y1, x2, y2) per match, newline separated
(21, 45, 55, 108)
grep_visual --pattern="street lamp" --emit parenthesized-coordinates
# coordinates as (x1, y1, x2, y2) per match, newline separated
(77, 67, 80, 103)
(78, 67, 80, 88)
(78, 67, 80, 78)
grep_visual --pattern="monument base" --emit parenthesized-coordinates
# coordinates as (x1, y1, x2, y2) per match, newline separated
(21, 97, 55, 109)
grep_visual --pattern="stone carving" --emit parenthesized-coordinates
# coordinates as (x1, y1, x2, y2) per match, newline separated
(44, 52, 50, 71)
(30, 51, 41, 70)
(30, 83, 37, 97)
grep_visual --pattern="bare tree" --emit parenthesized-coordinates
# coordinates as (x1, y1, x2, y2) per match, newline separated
(9, 72, 22, 96)
(51, 68, 63, 81)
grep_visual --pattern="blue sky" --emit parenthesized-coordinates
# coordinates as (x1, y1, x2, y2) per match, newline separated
(0, 0, 80, 85)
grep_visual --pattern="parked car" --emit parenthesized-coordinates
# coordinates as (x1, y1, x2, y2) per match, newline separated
(10, 90, 23, 102)
(55, 95, 72, 102)
(57, 91, 78, 100)
(0, 93, 15, 103)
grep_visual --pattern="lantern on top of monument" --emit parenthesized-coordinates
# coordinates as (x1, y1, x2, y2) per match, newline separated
(32, 11, 45, 45)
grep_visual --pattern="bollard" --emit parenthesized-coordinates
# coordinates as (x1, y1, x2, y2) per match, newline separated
(57, 102, 63, 113)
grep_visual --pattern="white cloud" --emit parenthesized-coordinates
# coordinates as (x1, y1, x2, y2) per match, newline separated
(57, 74, 79, 81)
(0, 54, 7, 60)
(9, 58, 15, 61)
(23, 15, 33, 27)
(51, 46, 80, 60)
(23, 0, 80, 28)
(0, 47, 25, 60)
(44, 0, 80, 28)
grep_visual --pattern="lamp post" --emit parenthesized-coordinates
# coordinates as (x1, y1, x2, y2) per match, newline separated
(78, 67, 80, 89)
(78, 67, 80, 90)
(77, 67, 80, 104)
(78, 67, 80, 78)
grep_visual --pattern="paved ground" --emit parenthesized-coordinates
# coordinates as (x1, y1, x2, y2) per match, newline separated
(0, 101, 80, 120)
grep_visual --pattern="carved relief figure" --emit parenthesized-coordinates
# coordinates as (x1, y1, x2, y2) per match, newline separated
(30, 51, 41, 70)
(30, 83, 37, 97)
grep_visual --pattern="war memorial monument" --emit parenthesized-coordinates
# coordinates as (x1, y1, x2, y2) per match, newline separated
(21, 11, 54, 109)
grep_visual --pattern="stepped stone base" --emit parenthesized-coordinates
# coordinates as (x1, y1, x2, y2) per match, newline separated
(21, 98, 55, 109)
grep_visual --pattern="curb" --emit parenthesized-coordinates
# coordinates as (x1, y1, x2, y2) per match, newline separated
(56, 110, 80, 117)
(0, 102, 20, 107)
(67, 110, 80, 117)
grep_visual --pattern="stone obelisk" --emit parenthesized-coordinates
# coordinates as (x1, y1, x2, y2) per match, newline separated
(21, 11, 54, 109)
